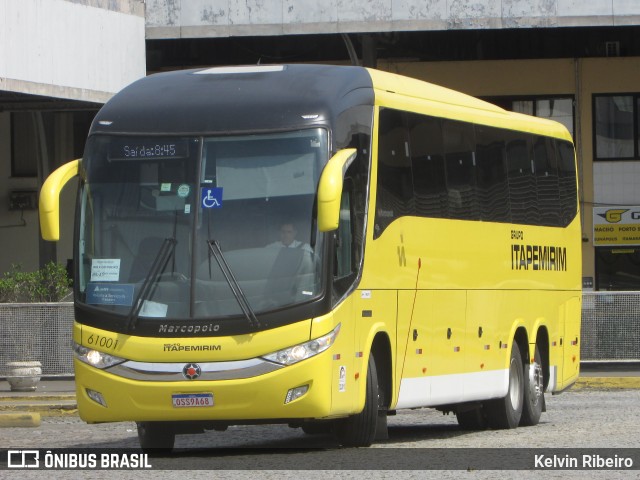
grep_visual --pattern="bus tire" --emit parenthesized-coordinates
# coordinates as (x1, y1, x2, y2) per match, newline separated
(520, 344, 544, 426)
(486, 342, 524, 429)
(137, 422, 175, 453)
(334, 354, 379, 447)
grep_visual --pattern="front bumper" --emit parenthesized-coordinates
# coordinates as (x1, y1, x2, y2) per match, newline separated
(74, 350, 335, 423)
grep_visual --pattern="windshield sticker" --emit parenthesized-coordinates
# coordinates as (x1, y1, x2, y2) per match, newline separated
(161, 183, 172, 192)
(86, 283, 134, 306)
(140, 300, 168, 318)
(177, 184, 190, 198)
(90, 259, 121, 282)
(201, 187, 223, 209)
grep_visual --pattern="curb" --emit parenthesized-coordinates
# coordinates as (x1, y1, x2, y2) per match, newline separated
(573, 376, 640, 390)
(0, 394, 76, 403)
(0, 400, 77, 417)
(0, 393, 77, 419)
(0, 412, 41, 428)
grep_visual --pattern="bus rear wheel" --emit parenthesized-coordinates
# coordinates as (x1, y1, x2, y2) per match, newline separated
(520, 344, 544, 426)
(137, 421, 176, 453)
(486, 342, 524, 429)
(334, 355, 380, 447)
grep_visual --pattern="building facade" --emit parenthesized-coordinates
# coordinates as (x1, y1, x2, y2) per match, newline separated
(0, 0, 145, 273)
(3, 0, 640, 291)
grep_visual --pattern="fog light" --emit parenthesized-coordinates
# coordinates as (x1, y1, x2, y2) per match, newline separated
(284, 385, 309, 404)
(86, 388, 107, 407)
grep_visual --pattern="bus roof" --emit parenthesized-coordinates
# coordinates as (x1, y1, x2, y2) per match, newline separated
(366, 67, 573, 141)
(91, 64, 375, 136)
(91, 64, 572, 142)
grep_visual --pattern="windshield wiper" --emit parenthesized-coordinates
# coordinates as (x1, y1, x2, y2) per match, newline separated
(126, 237, 177, 333)
(207, 239, 260, 330)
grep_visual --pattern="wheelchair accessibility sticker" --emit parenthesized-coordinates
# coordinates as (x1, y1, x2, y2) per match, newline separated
(201, 187, 223, 209)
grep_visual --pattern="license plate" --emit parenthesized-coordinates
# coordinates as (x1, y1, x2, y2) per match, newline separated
(172, 393, 214, 408)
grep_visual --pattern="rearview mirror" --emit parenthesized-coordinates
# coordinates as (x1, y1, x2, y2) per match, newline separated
(39, 159, 80, 241)
(317, 149, 357, 232)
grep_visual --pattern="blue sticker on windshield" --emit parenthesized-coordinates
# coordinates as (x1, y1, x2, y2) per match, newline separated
(201, 187, 223, 209)
(86, 283, 134, 306)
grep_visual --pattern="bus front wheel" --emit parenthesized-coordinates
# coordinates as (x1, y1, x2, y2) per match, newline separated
(333, 354, 380, 447)
(485, 342, 524, 429)
(137, 421, 176, 453)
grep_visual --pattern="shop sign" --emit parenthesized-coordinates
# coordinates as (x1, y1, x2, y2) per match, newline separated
(593, 206, 640, 246)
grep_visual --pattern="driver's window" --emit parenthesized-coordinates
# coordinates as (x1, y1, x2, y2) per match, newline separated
(335, 189, 353, 280)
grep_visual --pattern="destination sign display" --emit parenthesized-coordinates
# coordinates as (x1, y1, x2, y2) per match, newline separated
(108, 138, 189, 161)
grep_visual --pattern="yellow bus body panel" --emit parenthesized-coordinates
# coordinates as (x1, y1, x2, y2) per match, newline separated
(356, 80, 581, 407)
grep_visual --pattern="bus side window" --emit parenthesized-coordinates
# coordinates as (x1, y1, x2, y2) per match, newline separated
(443, 120, 477, 221)
(533, 136, 561, 227)
(335, 188, 353, 278)
(333, 182, 356, 298)
(408, 113, 447, 219)
(506, 132, 535, 225)
(556, 140, 578, 226)
(475, 124, 509, 223)
(375, 108, 413, 238)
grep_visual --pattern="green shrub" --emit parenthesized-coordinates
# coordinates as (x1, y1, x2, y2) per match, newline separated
(0, 263, 71, 303)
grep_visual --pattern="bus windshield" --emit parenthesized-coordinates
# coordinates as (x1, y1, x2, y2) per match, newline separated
(78, 129, 327, 324)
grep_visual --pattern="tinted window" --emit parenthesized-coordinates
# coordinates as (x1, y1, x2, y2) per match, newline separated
(375, 109, 413, 237)
(557, 140, 578, 226)
(506, 132, 535, 225)
(443, 120, 477, 220)
(408, 114, 447, 219)
(533, 136, 561, 226)
(475, 125, 509, 222)
(372, 108, 577, 233)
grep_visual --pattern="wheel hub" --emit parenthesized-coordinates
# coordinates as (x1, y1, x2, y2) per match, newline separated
(528, 361, 544, 405)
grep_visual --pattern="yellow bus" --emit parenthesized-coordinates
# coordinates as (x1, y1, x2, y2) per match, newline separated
(39, 64, 581, 450)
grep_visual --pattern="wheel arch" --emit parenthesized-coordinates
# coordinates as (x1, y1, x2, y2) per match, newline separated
(515, 323, 551, 393)
(370, 331, 392, 411)
(534, 326, 551, 391)
(513, 326, 529, 371)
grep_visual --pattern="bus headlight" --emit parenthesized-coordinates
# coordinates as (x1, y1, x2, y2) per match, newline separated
(261, 324, 340, 366)
(73, 342, 126, 369)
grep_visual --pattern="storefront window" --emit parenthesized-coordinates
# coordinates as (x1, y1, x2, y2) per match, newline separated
(594, 95, 636, 160)
(486, 96, 574, 138)
(595, 248, 640, 291)
(536, 98, 574, 138)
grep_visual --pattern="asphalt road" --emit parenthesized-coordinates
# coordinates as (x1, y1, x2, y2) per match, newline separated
(1, 387, 639, 478)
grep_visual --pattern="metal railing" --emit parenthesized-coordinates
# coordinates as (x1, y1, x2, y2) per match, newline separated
(581, 292, 640, 362)
(0, 302, 74, 377)
(0, 293, 638, 377)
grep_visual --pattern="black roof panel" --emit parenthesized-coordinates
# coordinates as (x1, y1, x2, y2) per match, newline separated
(91, 64, 374, 136)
